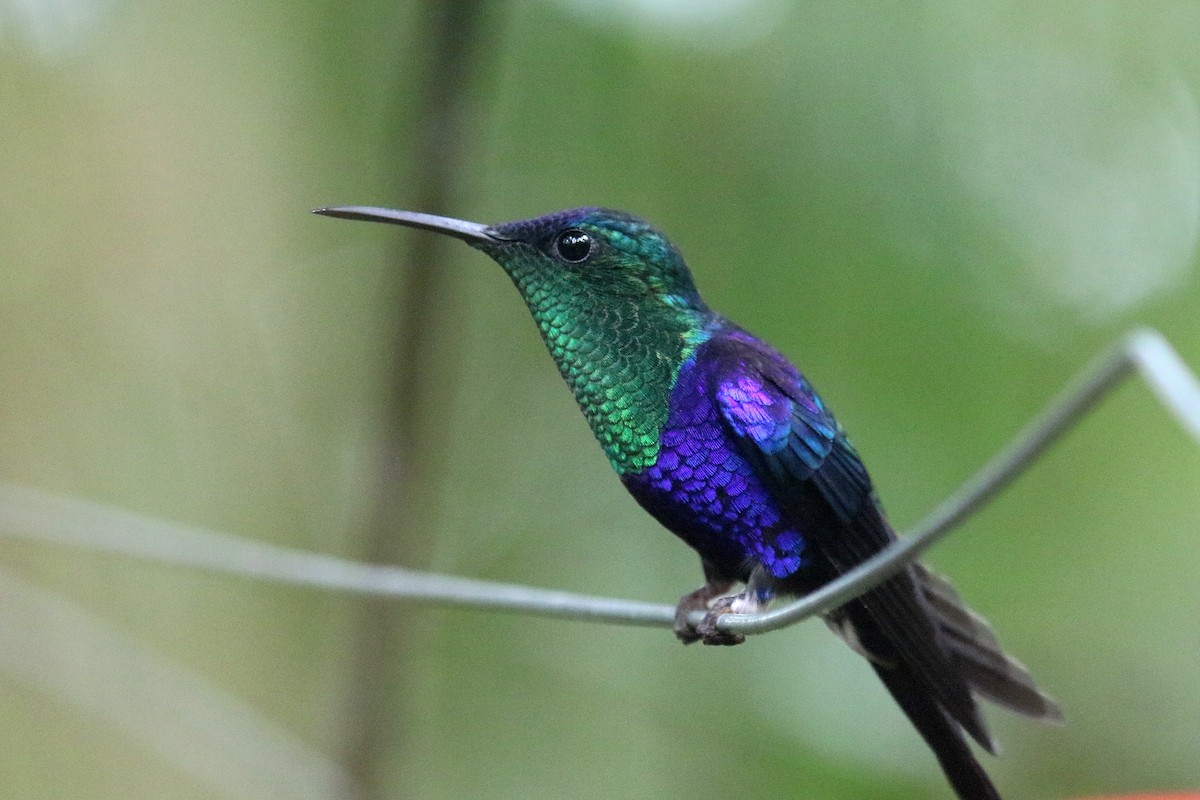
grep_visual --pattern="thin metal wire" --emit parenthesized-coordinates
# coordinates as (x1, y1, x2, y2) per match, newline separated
(0, 328, 1197, 635)
(0, 483, 676, 627)
(718, 327, 1200, 635)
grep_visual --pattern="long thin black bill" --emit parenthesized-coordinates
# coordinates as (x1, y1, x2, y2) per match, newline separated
(312, 206, 497, 244)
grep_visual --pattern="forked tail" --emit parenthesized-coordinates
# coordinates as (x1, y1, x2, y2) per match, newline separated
(915, 563, 1064, 724)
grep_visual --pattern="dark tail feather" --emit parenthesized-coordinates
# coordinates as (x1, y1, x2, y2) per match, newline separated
(913, 563, 1064, 724)
(872, 661, 1002, 800)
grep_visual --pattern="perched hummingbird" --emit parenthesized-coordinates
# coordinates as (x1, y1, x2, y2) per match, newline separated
(315, 205, 1062, 799)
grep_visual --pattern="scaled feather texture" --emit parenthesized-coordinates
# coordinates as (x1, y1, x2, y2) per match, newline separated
(317, 204, 1063, 800)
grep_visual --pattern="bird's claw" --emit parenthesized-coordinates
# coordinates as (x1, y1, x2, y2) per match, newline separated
(694, 596, 746, 646)
(672, 594, 705, 642)
(673, 593, 745, 646)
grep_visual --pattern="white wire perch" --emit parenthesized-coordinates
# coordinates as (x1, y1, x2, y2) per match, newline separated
(1, 328, 1197, 635)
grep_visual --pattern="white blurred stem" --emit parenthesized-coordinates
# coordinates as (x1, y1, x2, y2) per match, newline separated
(0, 563, 352, 799)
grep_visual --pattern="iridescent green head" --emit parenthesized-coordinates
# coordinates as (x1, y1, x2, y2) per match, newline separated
(315, 205, 713, 473)
(480, 207, 703, 309)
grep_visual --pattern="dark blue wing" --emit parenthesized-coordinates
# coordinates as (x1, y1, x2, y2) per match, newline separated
(713, 339, 872, 526)
(711, 334, 994, 751)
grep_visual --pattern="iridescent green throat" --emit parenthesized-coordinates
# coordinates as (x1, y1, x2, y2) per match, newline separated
(483, 244, 709, 475)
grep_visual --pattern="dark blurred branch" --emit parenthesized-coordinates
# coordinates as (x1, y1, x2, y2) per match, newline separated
(341, 2, 491, 798)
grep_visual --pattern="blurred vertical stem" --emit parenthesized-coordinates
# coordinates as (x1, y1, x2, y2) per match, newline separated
(340, 2, 490, 797)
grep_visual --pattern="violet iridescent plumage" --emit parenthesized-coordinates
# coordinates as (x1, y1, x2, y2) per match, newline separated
(624, 330, 816, 584)
(315, 204, 1063, 800)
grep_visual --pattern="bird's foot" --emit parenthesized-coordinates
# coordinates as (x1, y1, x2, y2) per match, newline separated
(673, 581, 732, 645)
(674, 584, 755, 646)
(694, 595, 746, 646)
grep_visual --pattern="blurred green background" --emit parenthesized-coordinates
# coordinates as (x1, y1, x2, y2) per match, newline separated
(2, 2, 1199, 798)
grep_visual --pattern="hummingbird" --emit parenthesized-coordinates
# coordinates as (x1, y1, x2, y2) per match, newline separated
(315, 204, 1062, 799)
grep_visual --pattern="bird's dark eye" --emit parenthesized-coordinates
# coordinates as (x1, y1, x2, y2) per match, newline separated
(554, 229, 593, 263)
